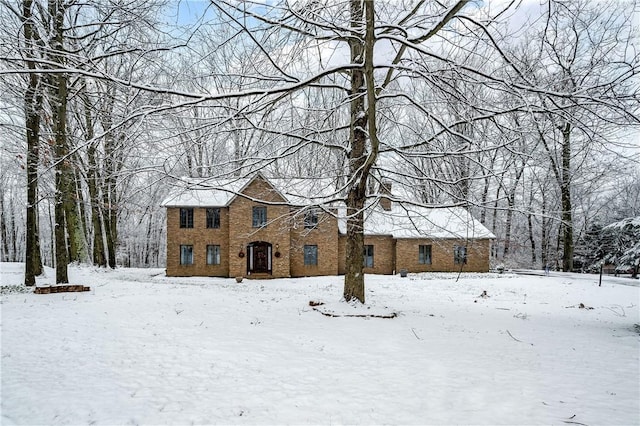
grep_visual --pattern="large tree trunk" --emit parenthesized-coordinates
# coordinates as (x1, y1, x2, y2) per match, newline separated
(23, 0, 43, 285)
(560, 123, 573, 272)
(49, 0, 70, 284)
(64, 168, 87, 264)
(343, 0, 367, 303)
(343, 0, 379, 304)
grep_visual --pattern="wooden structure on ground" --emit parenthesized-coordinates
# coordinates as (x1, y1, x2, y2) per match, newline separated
(34, 285, 90, 294)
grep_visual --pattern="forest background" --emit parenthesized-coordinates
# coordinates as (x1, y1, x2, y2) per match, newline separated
(0, 0, 639, 294)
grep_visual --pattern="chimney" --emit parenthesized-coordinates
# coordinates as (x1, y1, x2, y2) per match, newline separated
(379, 180, 392, 211)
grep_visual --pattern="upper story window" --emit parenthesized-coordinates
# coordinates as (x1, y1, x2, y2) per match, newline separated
(304, 209, 319, 229)
(419, 245, 432, 265)
(253, 206, 267, 228)
(454, 245, 467, 265)
(206, 208, 220, 229)
(180, 208, 194, 228)
(363, 244, 374, 268)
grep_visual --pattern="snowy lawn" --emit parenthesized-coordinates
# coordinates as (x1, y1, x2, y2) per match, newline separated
(1, 263, 638, 425)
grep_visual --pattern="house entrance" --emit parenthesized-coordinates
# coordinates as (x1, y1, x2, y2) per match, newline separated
(247, 241, 272, 274)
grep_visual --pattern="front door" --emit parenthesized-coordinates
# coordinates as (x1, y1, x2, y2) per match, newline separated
(247, 242, 272, 274)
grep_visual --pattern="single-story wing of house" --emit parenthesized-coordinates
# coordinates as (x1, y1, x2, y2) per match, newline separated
(161, 173, 495, 278)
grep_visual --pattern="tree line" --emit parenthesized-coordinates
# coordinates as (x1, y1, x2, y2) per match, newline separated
(0, 0, 638, 301)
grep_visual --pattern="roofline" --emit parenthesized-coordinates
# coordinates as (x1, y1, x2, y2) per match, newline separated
(339, 233, 494, 240)
(392, 236, 496, 240)
(163, 204, 228, 208)
(225, 172, 289, 206)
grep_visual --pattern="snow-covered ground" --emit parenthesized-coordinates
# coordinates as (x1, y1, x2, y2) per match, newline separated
(1, 262, 638, 425)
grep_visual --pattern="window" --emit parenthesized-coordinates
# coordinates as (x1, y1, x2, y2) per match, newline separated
(454, 245, 467, 265)
(304, 245, 318, 266)
(180, 245, 193, 265)
(304, 209, 319, 229)
(206, 208, 220, 229)
(252, 206, 267, 227)
(180, 208, 194, 228)
(419, 245, 432, 265)
(363, 245, 374, 268)
(207, 245, 221, 265)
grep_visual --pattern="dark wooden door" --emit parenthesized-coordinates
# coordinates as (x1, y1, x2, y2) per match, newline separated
(248, 242, 272, 274)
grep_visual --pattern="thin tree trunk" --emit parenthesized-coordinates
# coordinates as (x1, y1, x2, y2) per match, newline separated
(80, 88, 108, 267)
(75, 167, 90, 259)
(527, 213, 537, 265)
(503, 172, 524, 258)
(480, 174, 490, 224)
(106, 170, 118, 268)
(9, 197, 17, 262)
(503, 199, 514, 258)
(541, 190, 548, 268)
(88, 147, 107, 266)
(48, 200, 55, 268)
(555, 221, 562, 271)
(144, 211, 153, 266)
(98, 83, 118, 268)
(0, 191, 10, 262)
(101, 126, 117, 268)
(560, 123, 573, 272)
(491, 186, 501, 258)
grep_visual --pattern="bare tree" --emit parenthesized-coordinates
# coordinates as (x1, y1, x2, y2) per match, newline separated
(525, 0, 639, 271)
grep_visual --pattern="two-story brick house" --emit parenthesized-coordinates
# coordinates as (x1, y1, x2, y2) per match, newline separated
(162, 174, 495, 278)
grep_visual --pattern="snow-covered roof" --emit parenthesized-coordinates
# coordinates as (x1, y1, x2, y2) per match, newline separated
(162, 174, 495, 240)
(362, 204, 495, 240)
(161, 177, 251, 207)
(161, 175, 341, 207)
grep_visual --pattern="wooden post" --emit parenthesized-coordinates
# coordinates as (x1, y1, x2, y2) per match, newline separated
(599, 264, 603, 287)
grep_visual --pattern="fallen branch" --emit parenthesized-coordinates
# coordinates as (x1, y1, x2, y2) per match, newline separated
(603, 305, 625, 317)
(411, 328, 422, 340)
(311, 306, 398, 319)
(506, 329, 522, 342)
(565, 303, 594, 310)
(506, 329, 534, 346)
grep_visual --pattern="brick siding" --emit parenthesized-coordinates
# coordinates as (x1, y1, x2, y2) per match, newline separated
(166, 176, 491, 278)
(227, 176, 291, 278)
(166, 207, 230, 277)
(290, 209, 340, 277)
(395, 238, 491, 273)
